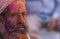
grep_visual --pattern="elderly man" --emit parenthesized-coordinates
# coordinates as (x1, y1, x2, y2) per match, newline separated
(0, 0, 29, 39)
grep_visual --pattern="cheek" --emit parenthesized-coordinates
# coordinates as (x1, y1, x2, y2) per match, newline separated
(13, 17, 17, 24)
(6, 18, 17, 24)
(6, 18, 13, 23)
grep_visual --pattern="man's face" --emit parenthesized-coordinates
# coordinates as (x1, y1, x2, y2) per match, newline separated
(4, 9, 27, 33)
(8, 7, 26, 24)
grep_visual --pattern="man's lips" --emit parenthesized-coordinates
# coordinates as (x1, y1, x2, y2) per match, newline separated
(19, 28, 24, 30)
(16, 25, 25, 31)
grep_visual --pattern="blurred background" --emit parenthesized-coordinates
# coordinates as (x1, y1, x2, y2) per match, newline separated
(25, 0, 60, 39)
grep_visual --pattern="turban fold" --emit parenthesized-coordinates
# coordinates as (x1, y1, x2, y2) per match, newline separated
(7, 0, 26, 14)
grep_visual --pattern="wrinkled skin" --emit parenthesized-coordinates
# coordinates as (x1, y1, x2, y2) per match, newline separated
(0, 1, 27, 39)
(4, 9, 27, 39)
(0, 11, 27, 39)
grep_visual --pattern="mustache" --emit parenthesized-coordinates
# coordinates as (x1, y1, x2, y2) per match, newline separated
(5, 21, 27, 33)
(4, 21, 27, 39)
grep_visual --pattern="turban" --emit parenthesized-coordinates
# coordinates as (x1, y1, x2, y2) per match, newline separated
(7, 1, 26, 14)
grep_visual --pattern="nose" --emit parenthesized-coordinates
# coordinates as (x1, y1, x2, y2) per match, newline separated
(18, 14, 25, 23)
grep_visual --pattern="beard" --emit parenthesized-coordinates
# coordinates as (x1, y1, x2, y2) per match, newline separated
(4, 20, 27, 39)
(5, 19, 27, 34)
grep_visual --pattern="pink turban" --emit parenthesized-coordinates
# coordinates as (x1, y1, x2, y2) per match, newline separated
(7, 1, 26, 14)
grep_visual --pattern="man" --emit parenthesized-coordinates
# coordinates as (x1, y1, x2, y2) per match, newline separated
(0, 0, 29, 39)
(26, 0, 60, 39)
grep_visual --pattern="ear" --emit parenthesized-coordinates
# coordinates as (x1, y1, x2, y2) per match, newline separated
(0, 15, 3, 22)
